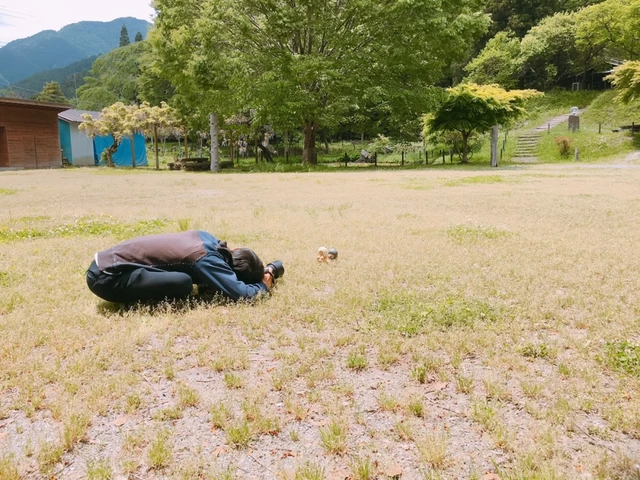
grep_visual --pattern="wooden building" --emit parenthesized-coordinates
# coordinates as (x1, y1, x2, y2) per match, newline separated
(0, 98, 70, 169)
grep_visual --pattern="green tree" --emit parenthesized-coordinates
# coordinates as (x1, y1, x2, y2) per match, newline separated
(77, 42, 146, 110)
(465, 31, 521, 88)
(119, 25, 131, 47)
(134, 32, 143, 42)
(427, 83, 541, 163)
(576, 0, 640, 62)
(150, 0, 489, 165)
(484, 0, 601, 38)
(607, 61, 640, 103)
(32, 81, 68, 103)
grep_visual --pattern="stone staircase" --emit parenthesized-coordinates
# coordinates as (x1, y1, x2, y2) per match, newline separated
(511, 110, 584, 163)
(512, 132, 541, 163)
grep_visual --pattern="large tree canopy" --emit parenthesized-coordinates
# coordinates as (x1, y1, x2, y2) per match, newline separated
(77, 41, 147, 111)
(465, 31, 521, 88)
(150, 0, 489, 164)
(428, 83, 541, 162)
(575, 0, 640, 62)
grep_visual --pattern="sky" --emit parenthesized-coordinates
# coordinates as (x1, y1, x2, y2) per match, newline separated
(0, 0, 155, 46)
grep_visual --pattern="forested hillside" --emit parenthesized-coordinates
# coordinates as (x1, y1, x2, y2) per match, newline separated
(0, 17, 150, 85)
(8, 56, 97, 100)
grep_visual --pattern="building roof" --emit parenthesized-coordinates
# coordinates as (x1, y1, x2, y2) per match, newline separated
(58, 109, 101, 123)
(0, 97, 70, 111)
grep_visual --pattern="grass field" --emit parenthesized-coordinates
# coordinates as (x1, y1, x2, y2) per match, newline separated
(1, 164, 640, 479)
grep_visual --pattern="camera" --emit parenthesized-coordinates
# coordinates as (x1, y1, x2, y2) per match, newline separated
(265, 260, 285, 280)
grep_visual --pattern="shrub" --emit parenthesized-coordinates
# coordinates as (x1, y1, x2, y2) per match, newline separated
(555, 136, 572, 156)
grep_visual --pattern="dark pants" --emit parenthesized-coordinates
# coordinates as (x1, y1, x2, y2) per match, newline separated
(86, 261, 193, 303)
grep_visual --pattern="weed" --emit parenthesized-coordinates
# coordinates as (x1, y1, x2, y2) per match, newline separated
(377, 347, 400, 369)
(378, 391, 402, 412)
(444, 175, 504, 186)
(351, 456, 375, 480)
(164, 364, 175, 380)
(346, 347, 368, 371)
(320, 419, 347, 454)
(254, 415, 281, 435)
(211, 350, 249, 372)
(520, 342, 551, 359)
(520, 380, 543, 399)
(294, 461, 326, 480)
(407, 397, 426, 417)
(148, 429, 173, 470)
(62, 412, 90, 451)
(177, 218, 191, 231)
(0, 188, 17, 195)
(290, 430, 300, 442)
(483, 379, 511, 402)
(211, 403, 232, 429)
(176, 384, 200, 407)
(272, 367, 293, 391)
(417, 432, 449, 469)
(605, 341, 640, 376)
(87, 458, 113, 480)
(152, 406, 184, 421)
(395, 420, 415, 441)
(455, 373, 474, 394)
(0, 455, 20, 480)
(224, 372, 245, 389)
(0, 217, 167, 244)
(471, 398, 499, 432)
(225, 418, 254, 448)
(125, 393, 142, 413)
(412, 364, 429, 384)
(285, 396, 308, 421)
(37, 440, 63, 476)
(447, 225, 511, 243)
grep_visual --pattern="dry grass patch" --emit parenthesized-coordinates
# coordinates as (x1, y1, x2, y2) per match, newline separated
(1, 167, 640, 478)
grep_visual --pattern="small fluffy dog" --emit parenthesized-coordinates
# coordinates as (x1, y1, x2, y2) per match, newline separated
(317, 247, 338, 263)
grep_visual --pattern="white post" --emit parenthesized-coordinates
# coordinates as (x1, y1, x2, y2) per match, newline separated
(210, 113, 220, 172)
(490, 125, 499, 167)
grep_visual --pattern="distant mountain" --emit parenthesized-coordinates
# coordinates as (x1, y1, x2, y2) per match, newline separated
(0, 17, 151, 85)
(10, 56, 97, 99)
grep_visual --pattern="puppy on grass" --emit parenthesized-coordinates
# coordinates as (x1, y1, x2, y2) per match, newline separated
(317, 247, 338, 263)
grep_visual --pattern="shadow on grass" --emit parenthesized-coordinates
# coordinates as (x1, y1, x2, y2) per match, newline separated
(96, 294, 235, 317)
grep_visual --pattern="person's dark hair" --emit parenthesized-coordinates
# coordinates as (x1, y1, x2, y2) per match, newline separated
(231, 248, 264, 284)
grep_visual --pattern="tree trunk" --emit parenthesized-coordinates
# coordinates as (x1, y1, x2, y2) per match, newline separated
(320, 130, 329, 154)
(284, 132, 289, 159)
(461, 131, 470, 163)
(303, 121, 317, 165)
(154, 125, 159, 170)
(230, 132, 235, 165)
(184, 130, 189, 159)
(490, 126, 498, 167)
(105, 142, 118, 167)
(130, 134, 136, 168)
(210, 113, 220, 172)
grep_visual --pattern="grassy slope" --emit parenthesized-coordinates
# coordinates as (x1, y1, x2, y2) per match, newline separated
(500, 90, 640, 164)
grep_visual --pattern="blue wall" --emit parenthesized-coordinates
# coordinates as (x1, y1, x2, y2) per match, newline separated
(93, 133, 148, 167)
(58, 120, 72, 162)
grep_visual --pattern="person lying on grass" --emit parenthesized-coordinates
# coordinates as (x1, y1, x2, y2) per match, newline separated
(86, 230, 274, 303)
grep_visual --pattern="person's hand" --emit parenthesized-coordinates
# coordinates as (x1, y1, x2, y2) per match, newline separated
(263, 272, 274, 289)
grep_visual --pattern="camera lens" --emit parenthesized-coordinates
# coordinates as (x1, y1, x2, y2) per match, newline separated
(266, 260, 285, 279)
